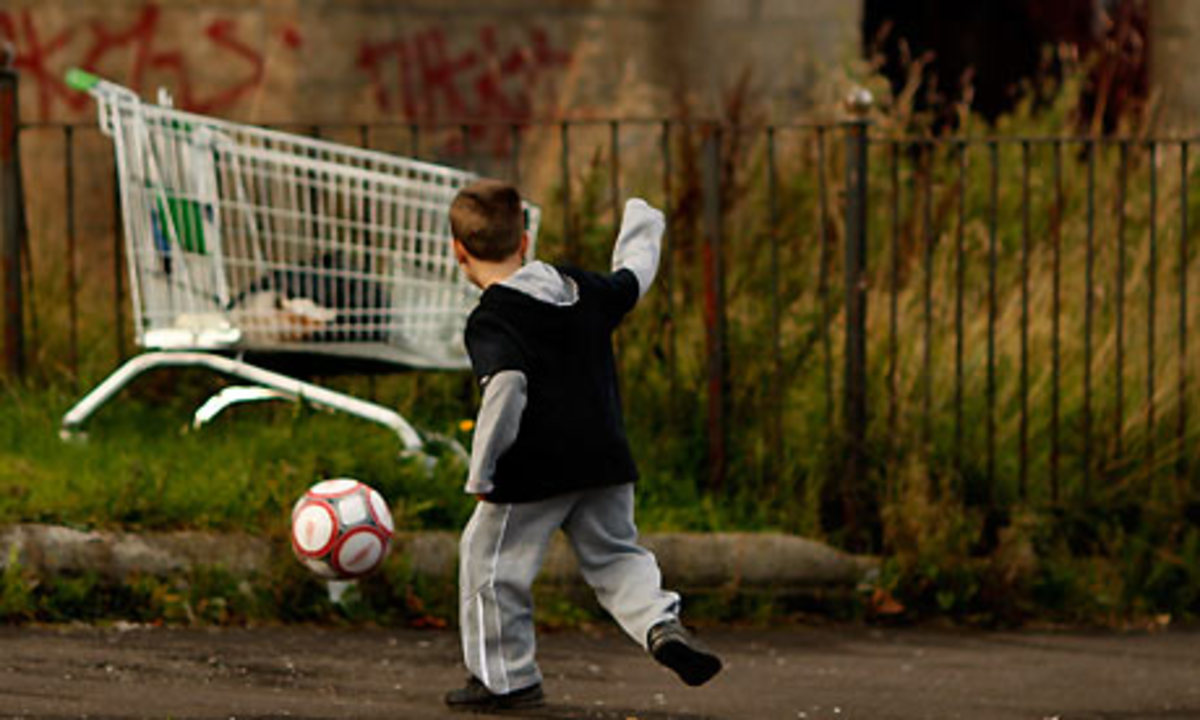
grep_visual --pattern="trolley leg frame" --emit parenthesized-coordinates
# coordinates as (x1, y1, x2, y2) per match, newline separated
(192, 385, 296, 429)
(60, 351, 425, 451)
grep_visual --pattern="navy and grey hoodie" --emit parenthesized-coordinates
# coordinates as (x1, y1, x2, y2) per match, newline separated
(463, 199, 663, 502)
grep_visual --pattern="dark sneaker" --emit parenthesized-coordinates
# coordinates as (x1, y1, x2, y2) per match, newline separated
(444, 675, 545, 712)
(647, 619, 722, 687)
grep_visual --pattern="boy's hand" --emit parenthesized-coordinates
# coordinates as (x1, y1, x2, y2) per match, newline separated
(475, 494, 488, 502)
(611, 198, 664, 300)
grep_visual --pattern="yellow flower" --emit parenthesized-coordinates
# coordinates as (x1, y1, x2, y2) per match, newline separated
(458, 419, 475, 433)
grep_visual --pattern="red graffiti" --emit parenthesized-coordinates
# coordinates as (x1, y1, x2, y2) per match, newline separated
(0, 10, 79, 119)
(0, 3, 562, 152)
(0, 4, 292, 120)
(280, 24, 303, 51)
(357, 24, 571, 155)
(157, 17, 266, 114)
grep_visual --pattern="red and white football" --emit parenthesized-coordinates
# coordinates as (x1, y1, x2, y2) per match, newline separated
(290, 478, 394, 580)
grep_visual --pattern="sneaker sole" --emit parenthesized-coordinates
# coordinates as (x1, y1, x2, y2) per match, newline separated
(447, 698, 546, 713)
(657, 639, 722, 687)
(446, 689, 545, 713)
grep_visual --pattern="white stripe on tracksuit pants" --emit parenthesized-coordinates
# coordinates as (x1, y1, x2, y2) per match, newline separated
(459, 482, 680, 694)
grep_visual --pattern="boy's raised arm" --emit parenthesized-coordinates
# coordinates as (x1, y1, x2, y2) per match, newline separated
(611, 198, 664, 300)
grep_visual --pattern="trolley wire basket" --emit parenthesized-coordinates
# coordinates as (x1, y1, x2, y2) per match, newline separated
(60, 69, 539, 452)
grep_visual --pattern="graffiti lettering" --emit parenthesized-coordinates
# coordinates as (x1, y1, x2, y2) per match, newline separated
(0, 9, 79, 119)
(0, 4, 296, 120)
(0, 3, 570, 157)
(357, 24, 571, 155)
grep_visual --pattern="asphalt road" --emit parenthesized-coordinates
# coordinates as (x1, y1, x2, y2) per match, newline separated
(0, 623, 1197, 719)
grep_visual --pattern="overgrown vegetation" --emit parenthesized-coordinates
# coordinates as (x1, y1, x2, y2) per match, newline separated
(3, 57, 1199, 628)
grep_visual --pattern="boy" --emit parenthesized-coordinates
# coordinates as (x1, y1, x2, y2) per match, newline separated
(445, 179, 722, 711)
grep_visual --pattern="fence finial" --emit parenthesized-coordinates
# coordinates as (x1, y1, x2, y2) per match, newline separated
(845, 87, 874, 118)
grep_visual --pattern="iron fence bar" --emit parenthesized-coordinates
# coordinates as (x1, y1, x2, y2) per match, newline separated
(1084, 141, 1096, 494)
(610, 121, 620, 228)
(111, 166, 126, 362)
(17, 118, 828, 137)
(872, 134, 1200, 145)
(1147, 141, 1158, 469)
(767, 125, 783, 483)
(17, 151, 33, 374)
(0, 68, 22, 379)
(889, 141, 901, 497)
(955, 141, 967, 485)
(1179, 141, 1190, 490)
(19, 121, 108, 130)
(65, 125, 79, 386)
(843, 117, 870, 547)
(460, 124, 472, 169)
(1051, 140, 1063, 504)
(609, 121, 624, 379)
(308, 126, 324, 306)
(923, 144, 934, 459)
(510, 124, 521, 187)
(1020, 141, 1031, 502)
(60, 119, 1200, 136)
(34, 118, 1200, 143)
(240, 117, 840, 131)
(701, 128, 728, 493)
(661, 120, 676, 421)
(1116, 141, 1129, 462)
(816, 128, 835, 446)
(560, 122, 573, 263)
(987, 141, 999, 498)
(357, 122, 376, 401)
(306, 132, 320, 306)
(358, 125, 371, 331)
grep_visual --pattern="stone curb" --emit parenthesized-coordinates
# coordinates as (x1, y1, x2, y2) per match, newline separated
(0, 524, 876, 590)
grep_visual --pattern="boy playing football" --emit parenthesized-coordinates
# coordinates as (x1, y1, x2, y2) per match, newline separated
(444, 179, 722, 711)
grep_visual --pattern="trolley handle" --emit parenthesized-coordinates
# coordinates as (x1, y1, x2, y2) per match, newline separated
(66, 68, 139, 98)
(64, 68, 101, 92)
(65, 68, 140, 135)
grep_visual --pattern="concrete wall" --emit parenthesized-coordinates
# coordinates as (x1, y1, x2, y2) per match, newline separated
(1150, 0, 1200, 129)
(5, 1, 1200, 134)
(0, 0, 859, 127)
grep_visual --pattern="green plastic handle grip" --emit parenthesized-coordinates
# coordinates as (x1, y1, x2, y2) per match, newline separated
(65, 68, 100, 92)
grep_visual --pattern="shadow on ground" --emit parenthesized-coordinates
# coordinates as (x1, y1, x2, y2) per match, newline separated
(499, 704, 723, 720)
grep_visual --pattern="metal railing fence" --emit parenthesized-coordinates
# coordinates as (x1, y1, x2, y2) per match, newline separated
(4, 102, 1198, 546)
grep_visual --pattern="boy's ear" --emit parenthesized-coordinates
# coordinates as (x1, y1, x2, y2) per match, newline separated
(519, 232, 530, 259)
(452, 238, 470, 266)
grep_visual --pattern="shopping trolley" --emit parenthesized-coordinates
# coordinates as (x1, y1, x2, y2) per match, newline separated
(60, 69, 539, 453)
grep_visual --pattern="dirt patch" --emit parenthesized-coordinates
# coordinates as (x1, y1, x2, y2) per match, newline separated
(0, 624, 1197, 719)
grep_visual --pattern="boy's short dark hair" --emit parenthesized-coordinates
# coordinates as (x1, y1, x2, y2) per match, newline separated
(450, 179, 523, 262)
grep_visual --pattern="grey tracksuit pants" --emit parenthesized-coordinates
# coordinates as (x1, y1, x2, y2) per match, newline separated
(458, 482, 680, 694)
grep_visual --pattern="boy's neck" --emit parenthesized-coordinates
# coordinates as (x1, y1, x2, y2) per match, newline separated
(472, 256, 526, 289)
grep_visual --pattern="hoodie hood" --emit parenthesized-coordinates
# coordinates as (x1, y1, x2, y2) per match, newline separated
(498, 260, 579, 306)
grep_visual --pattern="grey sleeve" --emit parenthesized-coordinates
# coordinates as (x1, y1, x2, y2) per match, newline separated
(610, 198, 664, 300)
(465, 369, 528, 496)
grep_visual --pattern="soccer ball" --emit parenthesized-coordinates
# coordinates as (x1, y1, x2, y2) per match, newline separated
(290, 478, 394, 580)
